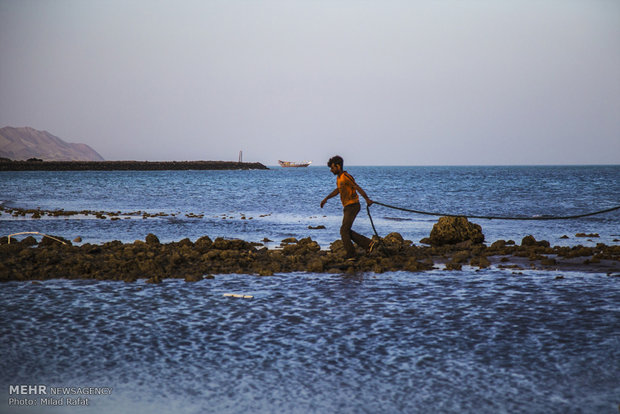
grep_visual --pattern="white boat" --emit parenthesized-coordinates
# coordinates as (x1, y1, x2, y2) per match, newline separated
(278, 160, 312, 168)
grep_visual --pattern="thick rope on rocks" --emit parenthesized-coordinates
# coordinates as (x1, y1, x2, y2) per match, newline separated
(367, 202, 620, 240)
(371, 201, 620, 221)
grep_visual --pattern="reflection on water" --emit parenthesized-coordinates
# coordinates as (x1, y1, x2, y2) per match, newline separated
(1, 270, 619, 413)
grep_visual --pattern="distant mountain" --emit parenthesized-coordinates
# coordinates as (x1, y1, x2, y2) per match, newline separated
(0, 126, 104, 161)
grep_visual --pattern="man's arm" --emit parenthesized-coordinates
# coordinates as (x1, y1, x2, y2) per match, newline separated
(320, 188, 339, 208)
(351, 180, 373, 205)
(344, 172, 373, 205)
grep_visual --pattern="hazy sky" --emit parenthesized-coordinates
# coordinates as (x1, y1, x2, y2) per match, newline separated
(1, 0, 618, 165)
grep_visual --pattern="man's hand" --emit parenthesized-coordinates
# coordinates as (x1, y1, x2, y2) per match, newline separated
(321, 189, 339, 208)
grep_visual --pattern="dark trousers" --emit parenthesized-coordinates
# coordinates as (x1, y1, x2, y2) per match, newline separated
(341, 202, 371, 258)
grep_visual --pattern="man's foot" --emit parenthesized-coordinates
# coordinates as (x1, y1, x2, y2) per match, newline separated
(367, 240, 377, 254)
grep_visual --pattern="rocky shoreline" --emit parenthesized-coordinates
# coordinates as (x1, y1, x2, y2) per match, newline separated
(0, 160, 268, 171)
(2, 217, 618, 282)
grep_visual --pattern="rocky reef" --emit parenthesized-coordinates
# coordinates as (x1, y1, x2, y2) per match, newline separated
(1, 217, 619, 282)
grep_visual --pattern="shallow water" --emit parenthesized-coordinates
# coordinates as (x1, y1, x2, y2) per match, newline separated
(1, 166, 619, 413)
(1, 270, 619, 413)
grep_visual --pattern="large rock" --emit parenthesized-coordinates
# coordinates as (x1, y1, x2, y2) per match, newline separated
(428, 216, 484, 246)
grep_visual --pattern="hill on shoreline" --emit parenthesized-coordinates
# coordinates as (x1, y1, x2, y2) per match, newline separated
(0, 126, 104, 161)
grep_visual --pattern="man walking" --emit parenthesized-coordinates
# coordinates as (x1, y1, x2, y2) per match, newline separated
(320, 155, 375, 260)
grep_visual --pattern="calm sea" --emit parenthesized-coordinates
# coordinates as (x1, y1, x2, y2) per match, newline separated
(2, 165, 619, 247)
(1, 165, 619, 413)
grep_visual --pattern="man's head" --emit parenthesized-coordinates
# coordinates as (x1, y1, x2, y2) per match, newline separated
(327, 155, 343, 175)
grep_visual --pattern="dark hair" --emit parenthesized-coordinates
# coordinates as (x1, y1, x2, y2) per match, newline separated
(327, 155, 343, 168)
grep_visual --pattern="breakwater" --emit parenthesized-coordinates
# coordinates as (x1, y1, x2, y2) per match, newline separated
(0, 160, 268, 171)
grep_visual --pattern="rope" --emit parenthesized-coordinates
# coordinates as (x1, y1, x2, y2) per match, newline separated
(366, 204, 381, 239)
(371, 201, 620, 221)
(366, 201, 620, 240)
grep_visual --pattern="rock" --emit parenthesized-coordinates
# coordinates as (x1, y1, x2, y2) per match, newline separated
(469, 256, 490, 268)
(521, 235, 537, 246)
(180, 238, 194, 248)
(451, 250, 471, 264)
(329, 239, 346, 258)
(454, 240, 476, 249)
(521, 235, 550, 247)
(184, 274, 202, 282)
(445, 262, 462, 271)
(145, 233, 160, 245)
(73, 236, 82, 243)
(576, 233, 599, 238)
(212, 238, 254, 251)
(21, 236, 38, 246)
(2, 230, 617, 281)
(195, 236, 213, 250)
(403, 258, 432, 272)
(89, 246, 104, 256)
(146, 275, 162, 284)
(307, 258, 324, 272)
(297, 237, 320, 252)
(384, 232, 405, 246)
(428, 216, 484, 246)
(329, 239, 344, 251)
(308, 225, 326, 230)
(39, 235, 71, 247)
(103, 240, 123, 249)
(490, 240, 507, 249)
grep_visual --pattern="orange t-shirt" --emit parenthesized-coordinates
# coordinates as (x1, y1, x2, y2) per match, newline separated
(337, 171, 360, 207)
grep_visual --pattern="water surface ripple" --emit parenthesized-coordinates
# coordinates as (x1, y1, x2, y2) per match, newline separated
(1, 271, 618, 413)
